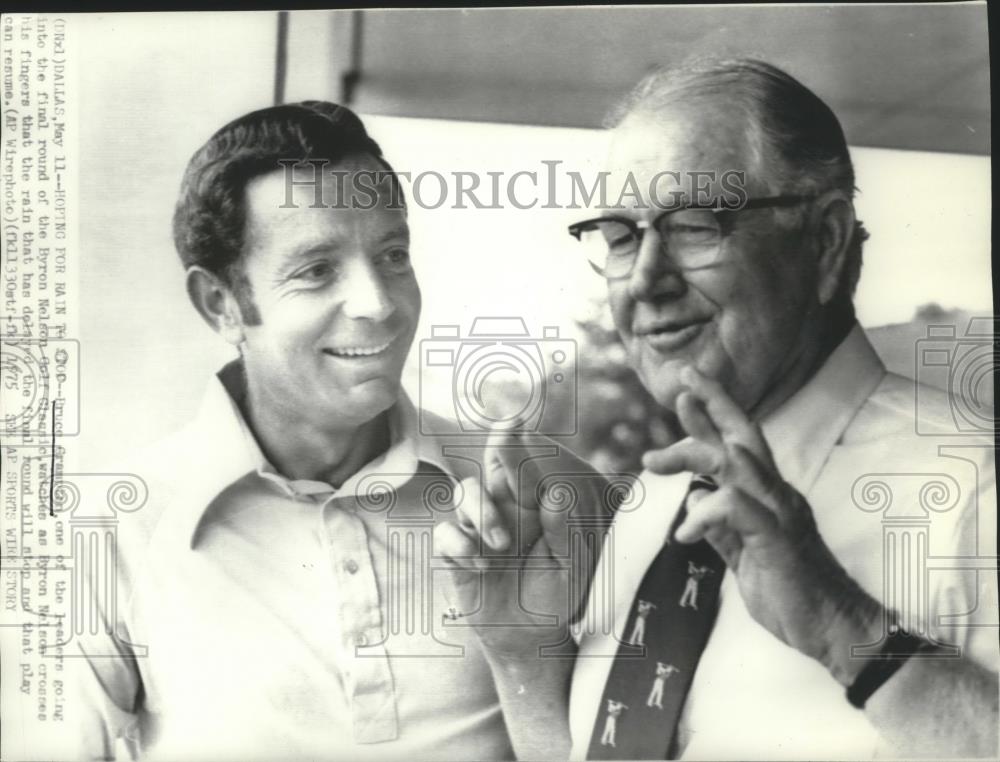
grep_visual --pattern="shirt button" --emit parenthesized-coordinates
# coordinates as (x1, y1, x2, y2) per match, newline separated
(343, 559, 359, 575)
(354, 633, 368, 647)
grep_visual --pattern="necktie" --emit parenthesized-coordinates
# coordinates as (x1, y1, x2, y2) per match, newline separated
(587, 474, 725, 760)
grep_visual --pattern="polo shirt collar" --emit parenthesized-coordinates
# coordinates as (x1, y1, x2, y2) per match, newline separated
(163, 360, 455, 550)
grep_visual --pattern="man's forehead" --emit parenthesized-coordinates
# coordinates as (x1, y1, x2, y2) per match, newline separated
(601, 110, 764, 211)
(606, 110, 757, 181)
(260, 155, 398, 206)
(243, 159, 402, 225)
(242, 161, 406, 254)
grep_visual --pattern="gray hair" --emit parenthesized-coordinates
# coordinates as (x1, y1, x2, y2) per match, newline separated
(610, 57, 869, 321)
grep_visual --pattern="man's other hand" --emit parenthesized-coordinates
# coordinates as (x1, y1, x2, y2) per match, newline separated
(642, 365, 883, 683)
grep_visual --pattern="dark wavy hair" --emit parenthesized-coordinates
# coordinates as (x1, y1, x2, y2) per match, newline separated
(609, 58, 869, 328)
(172, 101, 396, 325)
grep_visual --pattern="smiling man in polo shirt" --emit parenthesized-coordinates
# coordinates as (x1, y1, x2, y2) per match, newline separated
(73, 101, 606, 761)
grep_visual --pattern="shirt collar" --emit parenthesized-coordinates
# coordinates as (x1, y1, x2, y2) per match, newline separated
(363, 390, 457, 483)
(162, 360, 457, 550)
(760, 322, 886, 493)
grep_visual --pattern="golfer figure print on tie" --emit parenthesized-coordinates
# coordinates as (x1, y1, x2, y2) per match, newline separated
(627, 599, 657, 647)
(679, 561, 714, 610)
(646, 662, 681, 709)
(585, 475, 724, 759)
(600, 699, 628, 747)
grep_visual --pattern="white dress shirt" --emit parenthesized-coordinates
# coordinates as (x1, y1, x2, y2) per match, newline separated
(570, 325, 998, 759)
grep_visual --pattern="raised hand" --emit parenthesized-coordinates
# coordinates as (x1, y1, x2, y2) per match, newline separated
(642, 366, 881, 680)
(433, 428, 615, 659)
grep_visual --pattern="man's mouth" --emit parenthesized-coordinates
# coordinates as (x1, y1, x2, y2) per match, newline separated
(635, 318, 711, 351)
(322, 337, 396, 359)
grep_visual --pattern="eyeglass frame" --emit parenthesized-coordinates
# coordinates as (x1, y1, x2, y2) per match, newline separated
(567, 194, 816, 278)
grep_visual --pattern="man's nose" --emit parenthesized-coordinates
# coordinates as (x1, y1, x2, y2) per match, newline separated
(626, 228, 686, 301)
(340, 258, 395, 321)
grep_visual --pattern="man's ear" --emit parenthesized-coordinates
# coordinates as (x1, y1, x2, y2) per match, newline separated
(812, 190, 855, 306)
(186, 266, 245, 347)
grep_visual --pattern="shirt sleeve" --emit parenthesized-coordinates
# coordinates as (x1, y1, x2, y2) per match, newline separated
(930, 455, 999, 671)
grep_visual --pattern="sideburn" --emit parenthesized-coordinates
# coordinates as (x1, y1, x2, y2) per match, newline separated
(225, 264, 263, 327)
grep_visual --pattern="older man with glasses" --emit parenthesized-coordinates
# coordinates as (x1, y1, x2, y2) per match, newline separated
(441, 58, 997, 759)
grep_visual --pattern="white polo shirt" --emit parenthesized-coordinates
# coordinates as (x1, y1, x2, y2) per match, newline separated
(75, 362, 513, 761)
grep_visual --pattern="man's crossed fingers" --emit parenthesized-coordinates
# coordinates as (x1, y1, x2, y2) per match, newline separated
(641, 365, 803, 556)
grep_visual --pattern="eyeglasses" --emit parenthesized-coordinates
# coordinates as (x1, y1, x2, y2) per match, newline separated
(568, 195, 815, 278)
